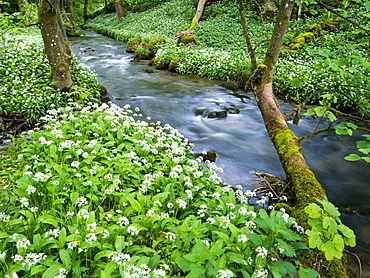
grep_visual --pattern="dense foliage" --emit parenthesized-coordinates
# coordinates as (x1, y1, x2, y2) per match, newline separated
(86, 0, 370, 116)
(0, 101, 319, 277)
(0, 1, 364, 277)
(0, 28, 101, 123)
(0, 28, 320, 278)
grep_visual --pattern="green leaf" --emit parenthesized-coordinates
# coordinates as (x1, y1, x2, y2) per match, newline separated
(345, 153, 361, 161)
(337, 225, 356, 247)
(176, 257, 193, 272)
(298, 267, 319, 278)
(322, 217, 337, 235)
(103, 262, 117, 275)
(321, 235, 344, 260)
(31, 265, 47, 276)
(290, 77, 304, 88)
(213, 230, 231, 244)
(115, 236, 127, 252)
(318, 199, 340, 217)
(58, 227, 67, 248)
(59, 249, 71, 269)
(304, 203, 322, 218)
(38, 215, 60, 228)
(148, 254, 160, 270)
(125, 195, 142, 212)
(210, 238, 224, 256)
(306, 230, 322, 249)
(42, 264, 63, 278)
(0, 232, 9, 239)
(94, 250, 114, 261)
(277, 238, 296, 257)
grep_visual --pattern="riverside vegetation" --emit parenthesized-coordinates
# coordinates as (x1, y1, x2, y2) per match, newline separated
(0, 28, 321, 278)
(0, 1, 365, 277)
(86, 0, 370, 163)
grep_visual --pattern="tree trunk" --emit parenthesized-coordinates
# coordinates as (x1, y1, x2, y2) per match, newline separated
(113, 0, 126, 20)
(251, 0, 350, 276)
(174, 0, 207, 39)
(236, 0, 257, 70)
(68, 0, 76, 26)
(84, 0, 89, 20)
(17, 0, 23, 11)
(38, 0, 73, 92)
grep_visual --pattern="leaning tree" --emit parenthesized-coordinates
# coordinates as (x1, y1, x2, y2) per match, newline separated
(238, 0, 351, 276)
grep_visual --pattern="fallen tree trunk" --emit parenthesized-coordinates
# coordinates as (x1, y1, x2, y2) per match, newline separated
(250, 0, 351, 276)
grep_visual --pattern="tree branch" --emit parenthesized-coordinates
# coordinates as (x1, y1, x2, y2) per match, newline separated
(302, 89, 370, 120)
(318, 1, 370, 37)
(298, 127, 332, 143)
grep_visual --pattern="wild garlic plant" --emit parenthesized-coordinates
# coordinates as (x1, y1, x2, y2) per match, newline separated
(0, 101, 316, 277)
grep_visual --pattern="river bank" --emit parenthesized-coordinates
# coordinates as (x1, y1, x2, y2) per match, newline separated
(70, 31, 370, 276)
(85, 0, 370, 119)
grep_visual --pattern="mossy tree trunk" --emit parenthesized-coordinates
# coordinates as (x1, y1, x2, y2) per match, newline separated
(38, 0, 73, 92)
(174, 0, 208, 39)
(250, 0, 350, 276)
(113, 0, 126, 20)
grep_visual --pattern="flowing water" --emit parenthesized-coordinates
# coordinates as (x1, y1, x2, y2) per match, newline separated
(70, 32, 370, 276)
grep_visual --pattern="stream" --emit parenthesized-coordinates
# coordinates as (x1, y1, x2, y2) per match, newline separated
(70, 32, 370, 276)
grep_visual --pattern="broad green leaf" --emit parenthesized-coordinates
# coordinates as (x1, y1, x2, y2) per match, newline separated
(148, 254, 160, 270)
(322, 217, 337, 234)
(345, 153, 361, 161)
(321, 235, 344, 260)
(94, 250, 114, 261)
(306, 230, 322, 249)
(212, 231, 231, 244)
(210, 238, 224, 256)
(59, 249, 71, 269)
(176, 257, 193, 272)
(125, 195, 142, 212)
(31, 265, 47, 276)
(42, 264, 63, 278)
(290, 77, 304, 88)
(115, 235, 126, 252)
(298, 267, 319, 278)
(58, 227, 67, 249)
(304, 203, 322, 218)
(38, 215, 60, 228)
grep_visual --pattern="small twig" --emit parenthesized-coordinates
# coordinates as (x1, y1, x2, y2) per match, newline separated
(298, 127, 332, 143)
(302, 89, 370, 120)
(344, 249, 362, 278)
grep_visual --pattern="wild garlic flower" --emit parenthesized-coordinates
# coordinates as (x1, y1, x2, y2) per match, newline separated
(53, 268, 68, 278)
(21, 252, 47, 268)
(87, 222, 97, 232)
(253, 266, 268, 278)
(117, 216, 129, 226)
(165, 232, 176, 242)
(217, 270, 235, 278)
(45, 229, 60, 240)
(238, 234, 249, 243)
(256, 246, 268, 258)
(127, 225, 139, 236)
(176, 199, 187, 209)
(19, 197, 29, 208)
(85, 233, 97, 243)
(108, 252, 131, 266)
(76, 197, 88, 207)
(0, 212, 10, 222)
